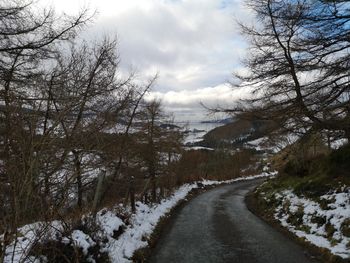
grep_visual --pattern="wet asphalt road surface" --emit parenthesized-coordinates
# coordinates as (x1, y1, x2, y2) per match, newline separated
(150, 179, 318, 263)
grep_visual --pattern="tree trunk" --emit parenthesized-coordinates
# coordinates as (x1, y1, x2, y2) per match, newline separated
(92, 170, 105, 216)
(73, 150, 83, 209)
(129, 176, 136, 213)
(150, 165, 157, 203)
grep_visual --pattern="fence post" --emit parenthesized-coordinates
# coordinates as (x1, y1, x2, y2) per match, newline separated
(93, 170, 106, 216)
(129, 176, 136, 213)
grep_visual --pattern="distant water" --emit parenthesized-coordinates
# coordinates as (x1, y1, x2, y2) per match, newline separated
(175, 121, 224, 144)
(170, 110, 229, 144)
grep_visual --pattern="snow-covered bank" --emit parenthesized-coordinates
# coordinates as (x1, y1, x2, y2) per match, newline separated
(263, 188, 350, 259)
(1, 173, 273, 263)
(200, 171, 277, 186)
(107, 183, 195, 262)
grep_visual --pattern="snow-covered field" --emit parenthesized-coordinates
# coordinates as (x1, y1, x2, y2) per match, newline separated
(270, 189, 350, 259)
(1, 173, 273, 263)
(244, 134, 349, 153)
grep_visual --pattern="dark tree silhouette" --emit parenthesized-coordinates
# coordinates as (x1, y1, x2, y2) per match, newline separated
(226, 0, 350, 139)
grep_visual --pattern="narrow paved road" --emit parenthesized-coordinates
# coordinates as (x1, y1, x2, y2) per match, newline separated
(150, 179, 318, 263)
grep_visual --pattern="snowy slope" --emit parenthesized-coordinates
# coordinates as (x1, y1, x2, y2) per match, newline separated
(271, 189, 350, 259)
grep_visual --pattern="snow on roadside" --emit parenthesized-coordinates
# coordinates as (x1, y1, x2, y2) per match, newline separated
(273, 189, 350, 259)
(2, 221, 64, 263)
(1, 172, 274, 263)
(70, 230, 96, 255)
(330, 138, 348, 150)
(200, 170, 277, 186)
(106, 183, 196, 262)
(96, 210, 125, 237)
(184, 146, 214, 151)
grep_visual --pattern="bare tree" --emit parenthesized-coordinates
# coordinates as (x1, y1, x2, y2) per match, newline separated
(136, 100, 184, 203)
(141, 100, 162, 202)
(0, 1, 91, 260)
(226, 0, 350, 140)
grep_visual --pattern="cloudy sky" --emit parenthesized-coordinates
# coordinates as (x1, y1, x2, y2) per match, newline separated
(43, 0, 254, 120)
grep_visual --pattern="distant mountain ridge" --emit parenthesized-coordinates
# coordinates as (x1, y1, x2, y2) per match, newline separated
(200, 117, 235, 124)
(199, 118, 277, 148)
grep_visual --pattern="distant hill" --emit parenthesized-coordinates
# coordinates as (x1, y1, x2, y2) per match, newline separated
(200, 117, 235, 124)
(201, 118, 277, 147)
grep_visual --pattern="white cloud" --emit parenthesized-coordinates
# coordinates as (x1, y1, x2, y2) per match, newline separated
(146, 83, 252, 111)
(40, 0, 254, 116)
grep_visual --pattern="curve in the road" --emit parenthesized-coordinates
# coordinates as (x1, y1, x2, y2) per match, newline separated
(150, 179, 319, 263)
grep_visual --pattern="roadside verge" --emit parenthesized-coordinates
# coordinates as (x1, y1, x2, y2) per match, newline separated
(245, 187, 350, 263)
